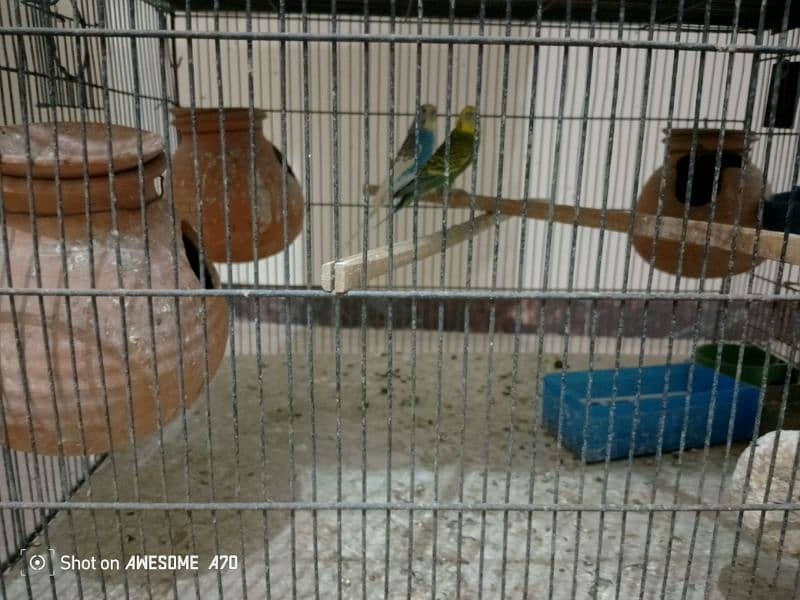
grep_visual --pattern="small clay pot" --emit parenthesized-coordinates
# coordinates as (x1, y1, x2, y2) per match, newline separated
(633, 129, 770, 278)
(0, 123, 229, 455)
(170, 107, 304, 263)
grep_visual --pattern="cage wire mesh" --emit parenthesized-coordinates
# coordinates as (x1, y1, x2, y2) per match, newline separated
(0, 0, 799, 598)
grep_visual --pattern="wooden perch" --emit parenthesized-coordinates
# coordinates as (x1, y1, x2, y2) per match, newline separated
(322, 212, 507, 293)
(365, 186, 800, 268)
(321, 187, 800, 294)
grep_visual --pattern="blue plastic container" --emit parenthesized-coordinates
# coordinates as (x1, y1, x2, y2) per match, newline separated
(541, 364, 761, 463)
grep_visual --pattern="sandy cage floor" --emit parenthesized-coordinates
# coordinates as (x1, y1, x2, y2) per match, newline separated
(3, 351, 797, 599)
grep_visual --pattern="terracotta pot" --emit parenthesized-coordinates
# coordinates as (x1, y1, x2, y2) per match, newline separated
(633, 129, 769, 278)
(0, 123, 229, 455)
(170, 107, 304, 263)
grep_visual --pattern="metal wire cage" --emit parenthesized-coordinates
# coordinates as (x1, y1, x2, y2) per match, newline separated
(1, 0, 800, 598)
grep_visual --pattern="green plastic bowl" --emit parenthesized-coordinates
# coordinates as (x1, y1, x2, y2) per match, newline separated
(695, 343, 794, 387)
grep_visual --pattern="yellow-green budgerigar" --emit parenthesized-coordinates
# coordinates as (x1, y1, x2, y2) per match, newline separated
(389, 105, 477, 213)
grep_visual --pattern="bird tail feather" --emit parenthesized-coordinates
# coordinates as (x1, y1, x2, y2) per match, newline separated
(345, 200, 385, 254)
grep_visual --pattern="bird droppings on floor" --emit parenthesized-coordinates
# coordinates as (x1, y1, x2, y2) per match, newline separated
(4, 352, 797, 599)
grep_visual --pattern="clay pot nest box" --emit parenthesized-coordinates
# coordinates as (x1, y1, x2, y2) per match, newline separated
(0, 122, 229, 455)
(170, 107, 305, 263)
(633, 128, 770, 278)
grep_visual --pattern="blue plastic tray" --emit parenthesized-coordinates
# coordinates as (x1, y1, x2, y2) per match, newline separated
(541, 363, 761, 463)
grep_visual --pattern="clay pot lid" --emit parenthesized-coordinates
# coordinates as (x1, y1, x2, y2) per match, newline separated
(0, 122, 163, 179)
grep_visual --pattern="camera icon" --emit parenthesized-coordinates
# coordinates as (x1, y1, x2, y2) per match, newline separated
(28, 554, 47, 571)
(19, 548, 55, 578)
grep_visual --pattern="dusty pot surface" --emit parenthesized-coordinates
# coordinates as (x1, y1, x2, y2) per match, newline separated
(633, 128, 769, 278)
(170, 107, 304, 263)
(0, 123, 229, 455)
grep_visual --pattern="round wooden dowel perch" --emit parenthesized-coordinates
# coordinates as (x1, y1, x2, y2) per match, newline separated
(365, 186, 799, 270)
(327, 185, 800, 295)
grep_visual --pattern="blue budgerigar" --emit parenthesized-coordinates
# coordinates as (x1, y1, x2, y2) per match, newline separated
(347, 104, 437, 251)
(373, 104, 438, 208)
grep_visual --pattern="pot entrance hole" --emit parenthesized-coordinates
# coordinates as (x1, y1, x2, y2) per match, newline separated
(675, 150, 742, 207)
(271, 144, 297, 180)
(181, 221, 216, 290)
